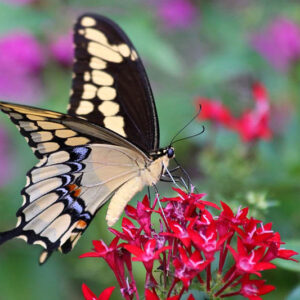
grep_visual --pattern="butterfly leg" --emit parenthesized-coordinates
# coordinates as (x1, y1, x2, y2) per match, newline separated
(152, 183, 169, 227)
(147, 186, 152, 205)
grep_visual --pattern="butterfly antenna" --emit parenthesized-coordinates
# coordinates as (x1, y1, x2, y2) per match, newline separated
(170, 105, 202, 145)
(172, 125, 205, 145)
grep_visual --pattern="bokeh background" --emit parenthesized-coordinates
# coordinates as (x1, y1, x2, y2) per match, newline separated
(0, 0, 299, 299)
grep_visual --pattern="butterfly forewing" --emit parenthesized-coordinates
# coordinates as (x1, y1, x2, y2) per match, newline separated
(69, 14, 159, 152)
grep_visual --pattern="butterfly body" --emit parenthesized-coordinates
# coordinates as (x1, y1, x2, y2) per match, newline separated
(0, 13, 175, 263)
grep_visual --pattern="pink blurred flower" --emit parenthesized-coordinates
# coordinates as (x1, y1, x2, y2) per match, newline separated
(0, 31, 45, 103)
(0, 127, 12, 187)
(50, 33, 73, 67)
(251, 18, 300, 71)
(156, 0, 197, 29)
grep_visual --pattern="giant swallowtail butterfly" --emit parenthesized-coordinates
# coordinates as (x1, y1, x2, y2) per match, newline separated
(0, 14, 175, 264)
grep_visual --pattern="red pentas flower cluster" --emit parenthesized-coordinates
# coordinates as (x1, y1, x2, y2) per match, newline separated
(196, 82, 272, 142)
(80, 188, 297, 300)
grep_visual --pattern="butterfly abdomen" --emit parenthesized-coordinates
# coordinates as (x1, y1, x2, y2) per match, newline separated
(106, 154, 170, 227)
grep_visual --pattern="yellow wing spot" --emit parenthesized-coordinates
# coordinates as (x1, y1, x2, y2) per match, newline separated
(25, 176, 31, 187)
(10, 113, 23, 119)
(19, 121, 38, 131)
(97, 86, 116, 101)
(81, 16, 96, 27)
(1, 104, 61, 118)
(75, 101, 94, 115)
(98, 101, 120, 117)
(26, 114, 46, 121)
(90, 57, 107, 69)
(16, 216, 22, 227)
(30, 131, 53, 143)
(39, 251, 49, 264)
(17, 235, 28, 242)
(131, 50, 138, 61)
(37, 121, 65, 130)
(78, 29, 85, 35)
(22, 195, 26, 206)
(84, 72, 91, 81)
(92, 70, 114, 86)
(47, 151, 70, 165)
(84, 28, 108, 45)
(37, 142, 60, 154)
(88, 42, 123, 63)
(118, 44, 131, 57)
(103, 116, 126, 137)
(33, 240, 47, 248)
(0, 106, 12, 112)
(82, 84, 97, 100)
(65, 137, 90, 146)
(55, 129, 77, 138)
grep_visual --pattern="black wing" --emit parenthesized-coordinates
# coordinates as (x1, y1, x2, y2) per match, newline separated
(68, 13, 159, 153)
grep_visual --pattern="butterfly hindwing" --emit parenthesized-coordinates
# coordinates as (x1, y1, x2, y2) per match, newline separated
(0, 101, 148, 262)
(69, 14, 159, 152)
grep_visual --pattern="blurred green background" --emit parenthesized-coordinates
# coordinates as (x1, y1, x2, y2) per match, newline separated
(0, 0, 299, 299)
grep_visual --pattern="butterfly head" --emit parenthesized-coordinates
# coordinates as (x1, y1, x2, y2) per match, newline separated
(166, 146, 175, 158)
(150, 146, 175, 160)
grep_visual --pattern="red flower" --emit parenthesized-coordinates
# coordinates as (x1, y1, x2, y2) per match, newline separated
(125, 195, 153, 235)
(109, 218, 141, 245)
(240, 276, 275, 300)
(160, 219, 191, 247)
(188, 224, 230, 260)
(80, 188, 298, 299)
(173, 247, 211, 288)
(227, 238, 276, 277)
(79, 237, 119, 268)
(124, 239, 171, 273)
(82, 284, 115, 300)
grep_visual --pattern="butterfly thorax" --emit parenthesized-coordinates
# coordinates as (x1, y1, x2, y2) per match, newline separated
(141, 146, 174, 186)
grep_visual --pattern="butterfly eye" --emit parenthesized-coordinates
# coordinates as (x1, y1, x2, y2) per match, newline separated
(167, 147, 174, 158)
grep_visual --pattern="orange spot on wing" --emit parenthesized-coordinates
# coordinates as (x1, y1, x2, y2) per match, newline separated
(77, 220, 87, 229)
(73, 188, 81, 198)
(67, 184, 77, 192)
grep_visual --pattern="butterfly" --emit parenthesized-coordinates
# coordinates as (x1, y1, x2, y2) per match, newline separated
(0, 14, 175, 264)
